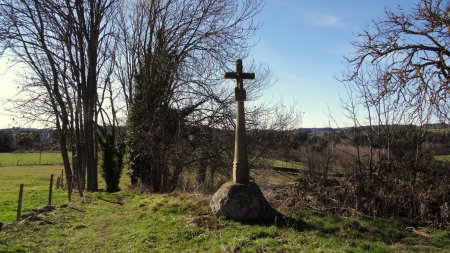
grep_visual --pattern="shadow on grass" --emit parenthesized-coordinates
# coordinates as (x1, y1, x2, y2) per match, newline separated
(232, 211, 450, 250)
(229, 211, 315, 232)
(279, 212, 450, 249)
(274, 214, 315, 232)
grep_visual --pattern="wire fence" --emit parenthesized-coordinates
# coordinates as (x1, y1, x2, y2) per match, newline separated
(14, 170, 74, 223)
(0, 152, 69, 167)
(0, 161, 65, 167)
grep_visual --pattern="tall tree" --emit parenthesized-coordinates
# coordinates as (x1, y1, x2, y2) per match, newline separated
(0, 0, 117, 192)
(121, 0, 271, 191)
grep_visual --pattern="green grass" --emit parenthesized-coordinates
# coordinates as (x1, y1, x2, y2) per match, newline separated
(435, 155, 450, 163)
(0, 165, 68, 223)
(252, 170, 298, 185)
(427, 128, 450, 134)
(0, 152, 69, 166)
(261, 158, 346, 176)
(262, 158, 306, 169)
(0, 159, 449, 252)
(1, 191, 449, 252)
(0, 164, 128, 224)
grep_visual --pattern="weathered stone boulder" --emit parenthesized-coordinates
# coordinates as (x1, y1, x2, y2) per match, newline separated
(210, 181, 278, 222)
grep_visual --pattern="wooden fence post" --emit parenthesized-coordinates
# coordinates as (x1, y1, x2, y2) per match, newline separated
(48, 174, 54, 206)
(61, 169, 64, 188)
(68, 175, 72, 202)
(56, 176, 60, 189)
(16, 184, 24, 222)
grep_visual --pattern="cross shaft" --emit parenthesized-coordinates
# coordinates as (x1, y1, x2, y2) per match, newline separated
(224, 59, 255, 184)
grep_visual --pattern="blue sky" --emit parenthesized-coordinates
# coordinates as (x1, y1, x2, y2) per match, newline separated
(0, 0, 413, 129)
(251, 0, 412, 127)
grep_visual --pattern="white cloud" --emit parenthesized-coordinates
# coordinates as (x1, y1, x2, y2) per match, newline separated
(278, 1, 344, 28)
(302, 11, 344, 27)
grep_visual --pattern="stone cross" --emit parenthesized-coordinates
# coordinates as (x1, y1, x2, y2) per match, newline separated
(225, 59, 255, 184)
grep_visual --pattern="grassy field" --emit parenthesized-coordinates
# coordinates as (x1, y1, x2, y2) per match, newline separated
(0, 164, 132, 224)
(1, 191, 449, 252)
(252, 170, 298, 185)
(427, 128, 450, 134)
(1, 155, 449, 252)
(435, 155, 450, 163)
(261, 158, 347, 176)
(0, 165, 69, 223)
(0, 152, 68, 167)
(263, 158, 306, 170)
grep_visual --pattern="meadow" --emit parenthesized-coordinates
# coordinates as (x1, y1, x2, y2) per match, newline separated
(264, 158, 306, 170)
(0, 165, 68, 223)
(0, 153, 449, 252)
(435, 155, 450, 163)
(1, 189, 449, 252)
(0, 152, 69, 167)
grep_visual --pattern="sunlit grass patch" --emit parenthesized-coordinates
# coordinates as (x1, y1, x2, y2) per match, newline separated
(1, 162, 449, 252)
(251, 169, 298, 185)
(0, 152, 70, 166)
(0, 164, 131, 223)
(435, 155, 450, 163)
(1, 190, 449, 252)
(262, 158, 306, 169)
(0, 165, 69, 223)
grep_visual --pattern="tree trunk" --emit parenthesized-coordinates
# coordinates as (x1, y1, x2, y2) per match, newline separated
(57, 121, 73, 196)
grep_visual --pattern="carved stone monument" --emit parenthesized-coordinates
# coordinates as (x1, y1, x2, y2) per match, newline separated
(210, 59, 278, 222)
(225, 59, 253, 184)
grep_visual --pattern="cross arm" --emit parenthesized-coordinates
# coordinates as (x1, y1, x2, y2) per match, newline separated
(241, 73, 255, 80)
(224, 72, 238, 79)
(224, 72, 255, 80)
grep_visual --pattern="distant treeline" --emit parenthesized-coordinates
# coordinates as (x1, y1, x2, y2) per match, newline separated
(0, 128, 58, 152)
(1, 124, 448, 154)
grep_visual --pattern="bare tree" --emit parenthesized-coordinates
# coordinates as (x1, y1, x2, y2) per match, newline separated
(0, 0, 74, 192)
(0, 0, 117, 192)
(114, 0, 265, 109)
(0, 0, 302, 194)
(120, 0, 300, 192)
(344, 0, 450, 122)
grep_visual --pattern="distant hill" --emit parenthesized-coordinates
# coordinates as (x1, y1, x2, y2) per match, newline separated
(296, 127, 334, 133)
